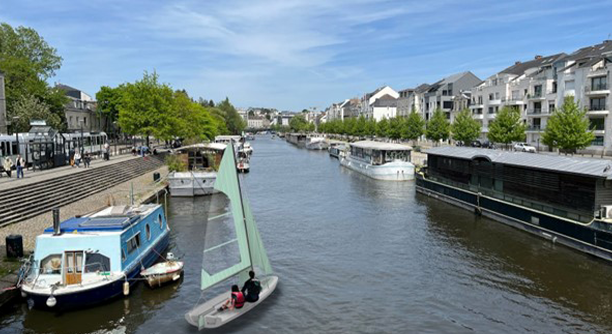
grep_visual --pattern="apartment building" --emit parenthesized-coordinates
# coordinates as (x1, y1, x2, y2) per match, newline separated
(469, 54, 565, 140)
(360, 86, 399, 121)
(451, 90, 472, 122)
(57, 84, 104, 132)
(553, 40, 612, 154)
(421, 72, 481, 121)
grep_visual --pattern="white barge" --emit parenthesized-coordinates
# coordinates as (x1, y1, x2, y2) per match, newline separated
(340, 141, 414, 181)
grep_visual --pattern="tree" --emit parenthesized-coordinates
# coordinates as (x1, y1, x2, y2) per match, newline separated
(172, 91, 218, 141)
(0, 23, 67, 130)
(96, 85, 125, 133)
(487, 106, 526, 147)
(217, 97, 245, 134)
(376, 118, 390, 138)
(425, 109, 451, 144)
(118, 71, 174, 146)
(402, 111, 425, 143)
(451, 108, 481, 144)
(388, 117, 403, 141)
(541, 96, 595, 153)
(365, 118, 377, 138)
(289, 114, 308, 132)
(11, 94, 62, 132)
(354, 115, 367, 137)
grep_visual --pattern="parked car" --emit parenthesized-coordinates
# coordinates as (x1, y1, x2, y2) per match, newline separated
(513, 142, 536, 153)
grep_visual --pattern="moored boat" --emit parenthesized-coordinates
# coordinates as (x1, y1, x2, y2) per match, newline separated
(304, 134, 328, 150)
(168, 143, 226, 197)
(339, 141, 414, 180)
(20, 204, 170, 310)
(328, 141, 347, 159)
(140, 254, 184, 288)
(416, 146, 612, 262)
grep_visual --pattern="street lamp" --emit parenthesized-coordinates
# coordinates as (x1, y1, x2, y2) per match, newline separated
(79, 119, 84, 154)
(11, 116, 20, 155)
(112, 120, 118, 156)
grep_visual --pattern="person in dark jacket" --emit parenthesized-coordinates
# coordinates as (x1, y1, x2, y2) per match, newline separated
(241, 270, 261, 302)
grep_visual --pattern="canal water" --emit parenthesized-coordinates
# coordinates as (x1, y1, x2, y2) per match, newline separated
(3, 136, 612, 334)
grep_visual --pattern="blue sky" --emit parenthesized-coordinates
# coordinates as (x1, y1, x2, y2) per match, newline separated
(1, 0, 611, 111)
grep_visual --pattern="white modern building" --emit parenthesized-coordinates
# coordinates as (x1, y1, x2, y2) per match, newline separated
(247, 117, 270, 129)
(361, 86, 399, 121)
(57, 84, 104, 132)
(421, 72, 481, 122)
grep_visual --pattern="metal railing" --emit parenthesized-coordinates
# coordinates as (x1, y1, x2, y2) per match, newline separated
(527, 125, 544, 131)
(589, 104, 608, 111)
(586, 83, 609, 92)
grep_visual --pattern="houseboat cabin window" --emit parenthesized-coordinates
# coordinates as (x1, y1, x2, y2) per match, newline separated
(65, 252, 83, 273)
(385, 150, 410, 163)
(121, 249, 126, 262)
(126, 233, 141, 255)
(85, 253, 111, 272)
(40, 254, 62, 274)
(146, 223, 151, 240)
(158, 214, 163, 228)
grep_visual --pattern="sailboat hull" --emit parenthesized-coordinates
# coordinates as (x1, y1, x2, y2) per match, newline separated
(185, 275, 278, 330)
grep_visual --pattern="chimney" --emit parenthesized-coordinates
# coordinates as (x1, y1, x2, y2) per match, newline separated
(515, 61, 521, 65)
(535, 55, 542, 60)
(53, 208, 61, 236)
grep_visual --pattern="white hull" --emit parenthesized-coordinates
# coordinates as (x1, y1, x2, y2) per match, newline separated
(340, 156, 415, 181)
(141, 261, 184, 288)
(185, 275, 278, 329)
(305, 139, 328, 150)
(168, 172, 217, 197)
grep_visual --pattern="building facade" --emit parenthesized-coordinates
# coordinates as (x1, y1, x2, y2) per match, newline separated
(57, 84, 104, 133)
(421, 72, 481, 121)
(361, 86, 399, 121)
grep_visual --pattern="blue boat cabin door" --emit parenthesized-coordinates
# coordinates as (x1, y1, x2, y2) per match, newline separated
(64, 251, 83, 285)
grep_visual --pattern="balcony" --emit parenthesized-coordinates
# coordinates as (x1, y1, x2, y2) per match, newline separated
(587, 104, 608, 115)
(527, 92, 545, 100)
(473, 113, 484, 120)
(502, 96, 525, 105)
(585, 83, 610, 96)
(470, 104, 484, 109)
(526, 108, 545, 115)
(488, 99, 502, 105)
(527, 125, 545, 132)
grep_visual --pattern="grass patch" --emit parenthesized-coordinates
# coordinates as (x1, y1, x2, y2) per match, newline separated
(0, 257, 21, 278)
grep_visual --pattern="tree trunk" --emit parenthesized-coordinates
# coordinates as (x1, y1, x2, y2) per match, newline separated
(146, 135, 150, 148)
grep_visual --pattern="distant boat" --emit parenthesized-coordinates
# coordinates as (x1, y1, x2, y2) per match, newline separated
(340, 141, 415, 180)
(21, 204, 170, 310)
(185, 143, 278, 330)
(304, 135, 328, 150)
(168, 143, 226, 197)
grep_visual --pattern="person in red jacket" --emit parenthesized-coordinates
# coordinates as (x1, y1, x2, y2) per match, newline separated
(218, 285, 245, 311)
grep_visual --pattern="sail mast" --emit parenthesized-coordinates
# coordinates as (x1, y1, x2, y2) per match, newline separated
(232, 140, 254, 272)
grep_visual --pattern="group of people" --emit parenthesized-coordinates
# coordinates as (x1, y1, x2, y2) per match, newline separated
(71, 151, 91, 168)
(218, 271, 262, 312)
(2, 155, 26, 179)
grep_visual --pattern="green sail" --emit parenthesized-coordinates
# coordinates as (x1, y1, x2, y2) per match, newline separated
(200, 143, 251, 291)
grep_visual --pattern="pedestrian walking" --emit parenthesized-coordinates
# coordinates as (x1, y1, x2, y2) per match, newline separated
(15, 154, 25, 179)
(74, 151, 82, 168)
(3, 156, 13, 177)
(84, 151, 91, 168)
(103, 142, 110, 160)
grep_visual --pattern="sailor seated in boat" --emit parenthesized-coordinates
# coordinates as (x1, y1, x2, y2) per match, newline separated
(241, 270, 261, 303)
(218, 285, 245, 311)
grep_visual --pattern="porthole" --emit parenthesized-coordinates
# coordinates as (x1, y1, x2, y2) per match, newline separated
(146, 224, 151, 240)
(158, 214, 163, 229)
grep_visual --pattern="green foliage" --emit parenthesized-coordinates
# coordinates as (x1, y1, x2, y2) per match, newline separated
(376, 118, 390, 137)
(11, 94, 62, 132)
(118, 71, 175, 145)
(487, 106, 526, 145)
(96, 85, 125, 132)
(451, 108, 481, 144)
(402, 111, 425, 141)
(217, 98, 245, 134)
(365, 118, 377, 137)
(165, 154, 187, 172)
(425, 109, 451, 143)
(0, 22, 67, 130)
(172, 91, 218, 141)
(289, 114, 309, 132)
(541, 96, 595, 152)
(354, 115, 367, 137)
(388, 117, 403, 140)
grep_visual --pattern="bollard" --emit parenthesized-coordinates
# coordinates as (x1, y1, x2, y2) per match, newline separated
(6, 235, 23, 258)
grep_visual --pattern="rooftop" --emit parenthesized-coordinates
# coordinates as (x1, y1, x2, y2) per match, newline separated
(350, 141, 412, 151)
(426, 146, 612, 179)
(43, 215, 140, 233)
(499, 53, 566, 76)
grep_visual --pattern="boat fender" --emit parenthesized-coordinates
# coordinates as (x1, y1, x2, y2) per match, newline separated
(123, 281, 130, 296)
(21, 290, 27, 298)
(173, 274, 181, 281)
(46, 295, 57, 308)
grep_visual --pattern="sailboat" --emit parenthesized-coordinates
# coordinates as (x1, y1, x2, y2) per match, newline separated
(185, 142, 278, 330)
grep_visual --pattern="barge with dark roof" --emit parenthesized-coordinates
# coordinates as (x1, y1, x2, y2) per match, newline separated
(416, 147, 612, 261)
(20, 204, 170, 310)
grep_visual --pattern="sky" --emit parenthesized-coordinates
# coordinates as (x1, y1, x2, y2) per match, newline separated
(1, 0, 611, 111)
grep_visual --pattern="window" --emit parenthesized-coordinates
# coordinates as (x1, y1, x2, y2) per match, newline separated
(40, 254, 62, 274)
(488, 107, 494, 114)
(548, 103, 555, 113)
(159, 214, 163, 228)
(488, 94, 494, 101)
(533, 102, 542, 114)
(590, 118, 605, 130)
(84, 117, 87, 126)
(495, 92, 500, 100)
(591, 97, 606, 111)
(592, 76, 608, 91)
(565, 80, 575, 91)
(85, 253, 111, 272)
(534, 85, 542, 97)
(592, 136, 604, 146)
(146, 224, 151, 240)
(126, 233, 141, 254)
(443, 101, 453, 109)
(552, 82, 557, 93)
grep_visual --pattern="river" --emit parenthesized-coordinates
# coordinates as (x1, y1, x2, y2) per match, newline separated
(2, 136, 612, 334)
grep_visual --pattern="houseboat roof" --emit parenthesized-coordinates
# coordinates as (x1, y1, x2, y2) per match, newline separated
(350, 141, 412, 151)
(43, 215, 141, 233)
(176, 143, 227, 152)
(426, 146, 612, 179)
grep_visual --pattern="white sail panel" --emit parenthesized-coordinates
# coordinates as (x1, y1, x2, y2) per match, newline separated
(242, 196, 273, 276)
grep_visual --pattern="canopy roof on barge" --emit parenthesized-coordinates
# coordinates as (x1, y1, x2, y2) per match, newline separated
(426, 146, 612, 179)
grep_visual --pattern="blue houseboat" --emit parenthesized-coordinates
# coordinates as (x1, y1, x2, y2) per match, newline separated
(20, 204, 170, 310)
(417, 147, 612, 262)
